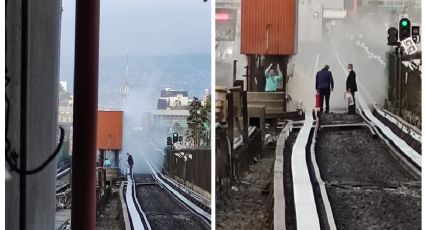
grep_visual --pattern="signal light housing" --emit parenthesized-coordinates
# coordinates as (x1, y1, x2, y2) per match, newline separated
(412, 26, 420, 44)
(399, 18, 411, 41)
(387, 27, 399, 46)
(173, 133, 179, 143)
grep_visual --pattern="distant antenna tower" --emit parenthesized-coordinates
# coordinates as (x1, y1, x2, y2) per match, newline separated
(120, 48, 130, 105)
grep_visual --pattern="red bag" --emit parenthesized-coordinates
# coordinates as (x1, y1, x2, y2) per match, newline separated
(315, 94, 320, 108)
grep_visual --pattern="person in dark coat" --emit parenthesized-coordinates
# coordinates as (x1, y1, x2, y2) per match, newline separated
(315, 65, 334, 113)
(127, 153, 134, 176)
(346, 63, 357, 108)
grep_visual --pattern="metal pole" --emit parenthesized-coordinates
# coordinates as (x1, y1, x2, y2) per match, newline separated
(170, 147, 172, 174)
(20, 0, 29, 229)
(398, 47, 403, 115)
(227, 93, 234, 180)
(242, 91, 248, 144)
(246, 57, 251, 91)
(233, 60, 237, 84)
(394, 47, 399, 114)
(71, 0, 100, 229)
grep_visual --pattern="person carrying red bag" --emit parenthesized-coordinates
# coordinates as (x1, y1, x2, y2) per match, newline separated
(315, 65, 334, 113)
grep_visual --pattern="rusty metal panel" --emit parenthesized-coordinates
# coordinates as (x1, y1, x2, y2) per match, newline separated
(241, 0, 296, 55)
(97, 111, 123, 150)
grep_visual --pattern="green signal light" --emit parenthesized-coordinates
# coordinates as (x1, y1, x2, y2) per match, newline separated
(401, 20, 408, 27)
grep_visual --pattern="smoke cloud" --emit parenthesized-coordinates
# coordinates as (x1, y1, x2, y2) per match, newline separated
(288, 6, 421, 111)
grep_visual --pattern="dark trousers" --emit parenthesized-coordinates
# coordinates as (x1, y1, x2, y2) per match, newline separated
(319, 88, 331, 113)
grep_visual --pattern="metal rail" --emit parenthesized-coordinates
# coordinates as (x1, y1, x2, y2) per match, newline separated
(119, 183, 132, 230)
(143, 139, 211, 208)
(308, 111, 421, 229)
(57, 167, 71, 179)
(131, 173, 152, 230)
(273, 121, 293, 230)
(160, 174, 211, 208)
(142, 153, 212, 226)
(356, 96, 421, 178)
(291, 112, 321, 229)
(309, 115, 337, 230)
(124, 173, 151, 230)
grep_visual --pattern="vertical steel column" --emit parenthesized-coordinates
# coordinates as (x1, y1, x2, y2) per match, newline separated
(233, 60, 237, 84)
(20, 0, 29, 229)
(71, 0, 100, 229)
(227, 92, 234, 179)
(242, 91, 248, 144)
(394, 48, 399, 111)
(398, 48, 402, 116)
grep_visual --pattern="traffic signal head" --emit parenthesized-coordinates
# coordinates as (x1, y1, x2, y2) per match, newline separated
(399, 18, 411, 41)
(400, 19, 409, 27)
(412, 26, 420, 36)
(412, 26, 420, 44)
(178, 136, 183, 143)
(167, 136, 172, 145)
(173, 133, 179, 143)
(387, 27, 399, 46)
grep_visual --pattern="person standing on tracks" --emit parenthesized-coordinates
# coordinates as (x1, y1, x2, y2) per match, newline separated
(346, 63, 358, 114)
(315, 65, 334, 113)
(264, 63, 283, 92)
(126, 153, 134, 176)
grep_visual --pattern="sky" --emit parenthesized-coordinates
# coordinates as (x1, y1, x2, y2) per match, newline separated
(60, 0, 211, 58)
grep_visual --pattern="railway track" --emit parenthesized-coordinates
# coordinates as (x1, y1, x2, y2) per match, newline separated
(56, 168, 71, 209)
(123, 153, 211, 230)
(313, 113, 420, 229)
(56, 170, 70, 191)
(55, 167, 72, 230)
(280, 111, 421, 230)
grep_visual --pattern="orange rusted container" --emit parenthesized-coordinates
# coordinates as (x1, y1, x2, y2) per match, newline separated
(97, 111, 123, 150)
(241, 0, 296, 55)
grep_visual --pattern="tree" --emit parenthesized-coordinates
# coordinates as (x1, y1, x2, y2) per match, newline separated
(200, 94, 211, 146)
(186, 97, 210, 147)
(59, 84, 72, 106)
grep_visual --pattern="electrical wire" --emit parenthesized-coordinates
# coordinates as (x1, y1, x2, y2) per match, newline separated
(6, 127, 65, 175)
(5, 75, 66, 175)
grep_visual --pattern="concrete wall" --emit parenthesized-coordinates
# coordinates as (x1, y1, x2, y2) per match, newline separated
(5, 0, 22, 229)
(216, 0, 248, 89)
(6, 0, 62, 229)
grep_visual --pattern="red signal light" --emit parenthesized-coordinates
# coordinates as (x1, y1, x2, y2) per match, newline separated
(216, 13, 230, 20)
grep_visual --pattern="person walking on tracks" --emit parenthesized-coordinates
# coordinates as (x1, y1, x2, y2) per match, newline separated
(315, 65, 334, 113)
(264, 63, 283, 92)
(346, 63, 358, 114)
(126, 153, 134, 176)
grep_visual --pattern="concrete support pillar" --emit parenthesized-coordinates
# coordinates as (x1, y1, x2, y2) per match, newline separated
(6, 0, 62, 229)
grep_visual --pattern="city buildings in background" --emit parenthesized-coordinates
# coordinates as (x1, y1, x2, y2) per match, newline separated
(201, 89, 210, 106)
(152, 88, 191, 132)
(157, 88, 190, 109)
